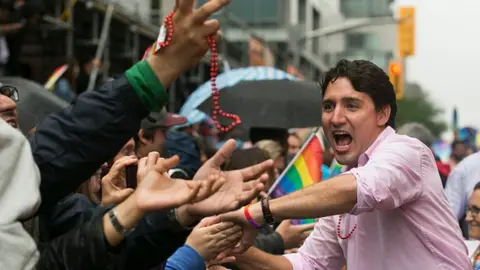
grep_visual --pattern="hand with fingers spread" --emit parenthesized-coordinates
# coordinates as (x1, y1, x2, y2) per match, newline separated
(147, 0, 233, 87)
(101, 155, 137, 205)
(184, 139, 274, 217)
(185, 216, 243, 261)
(135, 152, 220, 212)
(275, 220, 315, 250)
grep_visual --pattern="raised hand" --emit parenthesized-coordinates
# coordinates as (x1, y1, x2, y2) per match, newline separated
(101, 156, 137, 205)
(135, 152, 220, 212)
(186, 139, 274, 216)
(186, 216, 243, 261)
(147, 0, 233, 86)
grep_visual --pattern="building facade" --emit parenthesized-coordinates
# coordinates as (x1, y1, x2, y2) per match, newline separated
(320, 0, 396, 71)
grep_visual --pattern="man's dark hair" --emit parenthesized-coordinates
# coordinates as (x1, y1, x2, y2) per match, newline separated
(474, 181, 480, 191)
(320, 59, 397, 128)
(133, 128, 157, 152)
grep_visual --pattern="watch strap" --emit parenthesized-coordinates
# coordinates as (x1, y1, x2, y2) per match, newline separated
(108, 208, 133, 236)
(261, 197, 275, 225)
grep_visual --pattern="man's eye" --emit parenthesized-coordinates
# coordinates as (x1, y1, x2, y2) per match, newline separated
(346, 103, 358, 110)
(323, 104, 334, 111)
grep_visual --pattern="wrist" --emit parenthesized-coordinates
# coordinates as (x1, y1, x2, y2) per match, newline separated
(146, 54, 180, 88)
(244, 203, 265, 228)
(116, 192, 145, 229)
(175, 205, 201, 228)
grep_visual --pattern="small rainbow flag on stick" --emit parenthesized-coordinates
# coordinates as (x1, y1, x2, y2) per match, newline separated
(268, 128, 324, 224)
(44, 64, 69, 91)
(142, 43, 157, 60)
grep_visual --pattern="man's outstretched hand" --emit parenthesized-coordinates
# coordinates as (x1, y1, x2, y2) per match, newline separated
(185, 139, 274, 217)
(135, 152, 221, 212)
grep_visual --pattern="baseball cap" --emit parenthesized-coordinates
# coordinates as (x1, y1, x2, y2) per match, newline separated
(141, 107, 187, 130)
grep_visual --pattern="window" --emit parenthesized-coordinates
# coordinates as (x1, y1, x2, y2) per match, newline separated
(197, 0, 281, 25)
(150, 0, 162, 24)
(298, 0, 306, 24)
(312, 9, 321, 55)
(345, 33, 379, 50)
(340, 0, 392, 18)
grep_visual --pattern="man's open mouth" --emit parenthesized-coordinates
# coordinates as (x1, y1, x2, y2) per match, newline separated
(332, 130, 352, 152)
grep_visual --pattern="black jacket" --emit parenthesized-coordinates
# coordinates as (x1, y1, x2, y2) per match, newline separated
(31, 74, 189, 270)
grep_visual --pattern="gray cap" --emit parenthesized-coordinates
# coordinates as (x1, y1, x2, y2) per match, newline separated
(140, 107, 187, 130)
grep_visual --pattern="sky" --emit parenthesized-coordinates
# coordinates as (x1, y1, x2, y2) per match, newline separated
(394, 0, 480, 139)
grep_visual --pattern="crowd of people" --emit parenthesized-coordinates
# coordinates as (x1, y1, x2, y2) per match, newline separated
(1, 0, 480, 269)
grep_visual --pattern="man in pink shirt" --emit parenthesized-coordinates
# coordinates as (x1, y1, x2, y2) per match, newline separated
(221, 59, 470, 269)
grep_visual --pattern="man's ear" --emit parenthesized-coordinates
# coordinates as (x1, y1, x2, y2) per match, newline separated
(137, 129, 150, 145)
(377, 105, 391, 127)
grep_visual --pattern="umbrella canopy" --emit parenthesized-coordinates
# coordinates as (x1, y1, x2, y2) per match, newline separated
(180, 66, 297, 116)
(197, 79, 322, 129)
(0, 77, 69, 134)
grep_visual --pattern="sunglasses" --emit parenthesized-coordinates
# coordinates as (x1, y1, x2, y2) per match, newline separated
(0, 85, 19, 102)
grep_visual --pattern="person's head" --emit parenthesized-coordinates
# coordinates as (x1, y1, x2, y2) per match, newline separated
(255, 139, 285, 174)
(396, 122, 435, 147)
(76, 168, 102, 203)
(134, 108, 187, 158)
(112, 138, 135, 162)
(223, 148, 276, 192)
(321, 59, 397, 167)
(466, 182, 480, 240)
(287, 132, 302, 155)
(451, 140, 468, 163)
(0, 84, 19, 129)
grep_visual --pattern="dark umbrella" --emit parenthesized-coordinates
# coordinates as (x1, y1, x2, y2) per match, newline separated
(0, 77, 69, 134)
(197, 79, 322, 129)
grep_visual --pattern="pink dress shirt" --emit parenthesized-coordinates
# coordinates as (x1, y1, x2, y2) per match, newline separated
(285, 127, 470, 270)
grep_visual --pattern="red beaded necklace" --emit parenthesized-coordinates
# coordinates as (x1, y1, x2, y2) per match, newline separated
(159, 11, 241, 133)
(337, 215, 357, 239)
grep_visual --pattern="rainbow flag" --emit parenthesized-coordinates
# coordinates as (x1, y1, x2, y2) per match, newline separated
(142, 43, 157, 60)
(330, 160, 345, 177)
(44, 64, 69, 91)
(268, 128, 324, 224)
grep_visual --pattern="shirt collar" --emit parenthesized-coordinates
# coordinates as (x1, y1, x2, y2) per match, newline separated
(354, 126, 396, 167)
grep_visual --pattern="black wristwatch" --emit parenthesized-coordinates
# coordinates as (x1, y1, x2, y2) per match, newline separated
(167, 208, 197, 232)
(261, 197, 275, 225)
(108, 208, 134, 236)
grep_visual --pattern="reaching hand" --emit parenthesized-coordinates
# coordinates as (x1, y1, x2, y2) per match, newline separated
(186, 216, 243, 261)
(147, 0, 233, 84)
(101, 156, 137, 205)
(219, 206, 260, 254)
(186, 139, 274, 217)
(135, 152, 219, 212)
(275, 220, 315, 250)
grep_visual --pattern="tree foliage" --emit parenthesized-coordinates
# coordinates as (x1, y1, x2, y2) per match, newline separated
(395, 83, 447, 138)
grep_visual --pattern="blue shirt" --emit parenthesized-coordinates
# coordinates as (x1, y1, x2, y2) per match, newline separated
(165, 244, 205, 270)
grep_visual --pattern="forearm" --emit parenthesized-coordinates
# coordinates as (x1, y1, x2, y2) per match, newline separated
(233, 247, 292, 270)
(103, 192, 145, 246)
(146, 55, 180, 89)
(257, 174, 357, 221)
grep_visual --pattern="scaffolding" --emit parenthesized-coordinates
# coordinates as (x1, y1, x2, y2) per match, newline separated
(23, 0, 291, 111)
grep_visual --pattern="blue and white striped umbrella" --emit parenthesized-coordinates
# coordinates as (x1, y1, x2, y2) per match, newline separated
(173, 109, 210, 129)
(180, 66, 297, 115)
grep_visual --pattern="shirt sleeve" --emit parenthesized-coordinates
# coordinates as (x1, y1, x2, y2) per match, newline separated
(348, 140, 425, 214)
(165, 244, 206, 270)
(284, 216, 345, 270)
(445, 166, 467, 220)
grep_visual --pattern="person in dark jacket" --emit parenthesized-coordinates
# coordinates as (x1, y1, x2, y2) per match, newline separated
(37, 153, 219, 270)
